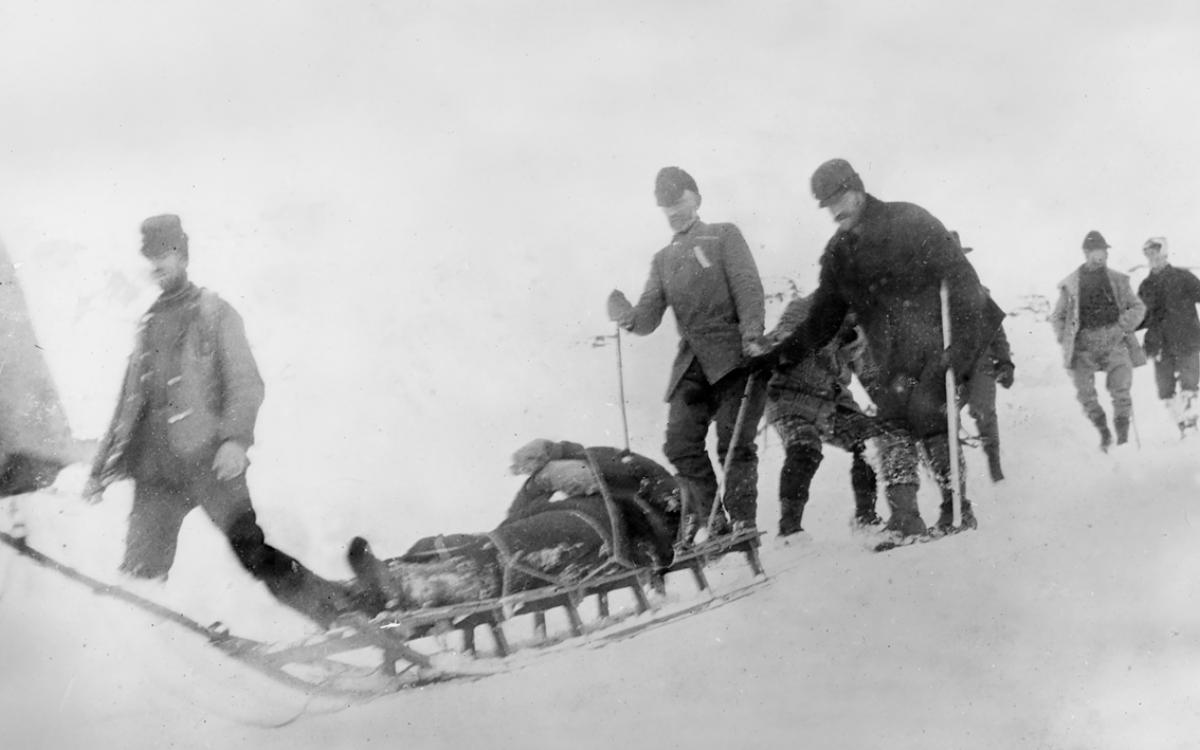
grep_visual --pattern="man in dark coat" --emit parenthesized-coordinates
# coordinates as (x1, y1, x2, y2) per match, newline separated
(767, 159, 999, 540)
(763, 295, 881, 540)
(83, 214, 352, 628)
(607, 167, 766, 540)
(1137, 236, 1200, 435)
(1050, 231, 1146, 449)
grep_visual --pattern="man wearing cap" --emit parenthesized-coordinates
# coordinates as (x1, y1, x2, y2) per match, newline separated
(1136, 237, 1200, 436)
(1050, 231, 1146, 449)
(766, 159, 999, 541)
(606, 167, 766, 540)
(82, 215, 354, 628)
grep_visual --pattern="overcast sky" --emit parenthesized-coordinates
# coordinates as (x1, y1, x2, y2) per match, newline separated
(3, 0, 1199, 538)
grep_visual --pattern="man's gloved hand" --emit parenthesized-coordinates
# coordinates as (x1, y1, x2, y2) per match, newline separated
(743, 346, 782, 374)
(213, 441, 250, 480)
(606, 290, 634, 327)
(82, 476, 105, 505)
(995, 361, 1015, 389)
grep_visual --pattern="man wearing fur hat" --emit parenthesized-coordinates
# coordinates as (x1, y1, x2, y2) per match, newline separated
(1050, 231, 1146, 449)
(607, 167, 766, 541)
(1136, 237, 1200, 436)
(83, 215, 352, 628)
(765, 159, 1000, 542)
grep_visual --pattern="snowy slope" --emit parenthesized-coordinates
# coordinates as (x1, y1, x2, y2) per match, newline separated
(3, 313, 1199, 750)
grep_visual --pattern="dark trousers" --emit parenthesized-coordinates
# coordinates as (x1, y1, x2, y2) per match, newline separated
(966, 368, 1000, 454)
(123, 469, 306, 599)
(664, 360, 766, 525)
(123, 467, 349, 627)
(1153, 351, 1200, 399)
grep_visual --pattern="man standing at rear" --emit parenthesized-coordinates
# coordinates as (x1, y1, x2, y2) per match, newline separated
(1051, 231, 1146, 449)
(767, 159, 999, 542)
(83, 214, 351, 628)
(1136, 236, 1200, 436)
(607, 167, 766, 540)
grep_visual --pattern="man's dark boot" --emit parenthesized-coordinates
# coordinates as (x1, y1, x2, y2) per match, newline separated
(1114, 416, 1130, 446)
(269, 561, 358, 629)
(935, 491, 955, 532)
(779, 444, 822, 537)
(883, 483, 926, 538)
(675, 475, 714, 545)
(960, 499, 977, 530)
(1089, 410, 1112, 451)
(983, 443, 1004, 482)
(850, 448, 882, 527)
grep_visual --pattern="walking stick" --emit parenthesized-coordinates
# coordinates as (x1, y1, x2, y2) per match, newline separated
(706, 374, 759, 530)
(615, 325, 631, 452)
(939, 281, 964, 523)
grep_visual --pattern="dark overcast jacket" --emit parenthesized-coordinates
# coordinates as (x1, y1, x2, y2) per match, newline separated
(1137, 264, 1200, 358)
(773, 195, 997, 437)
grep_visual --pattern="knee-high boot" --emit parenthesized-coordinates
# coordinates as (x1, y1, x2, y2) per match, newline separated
(850, 447, 880, 526)
(884, 483, 926, 537)
(779, 444, 822, 536)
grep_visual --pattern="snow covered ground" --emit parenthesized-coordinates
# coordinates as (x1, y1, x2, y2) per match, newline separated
(5, 3, 1200, 748)
(2, 310, 1199, 750)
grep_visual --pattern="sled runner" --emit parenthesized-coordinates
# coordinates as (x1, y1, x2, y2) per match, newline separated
(1, 522, 767, 700)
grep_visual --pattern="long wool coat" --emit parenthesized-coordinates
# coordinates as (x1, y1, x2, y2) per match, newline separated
(774, 195, 999, 437)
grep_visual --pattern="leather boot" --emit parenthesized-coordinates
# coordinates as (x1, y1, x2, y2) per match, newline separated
(1114, 416, 1130, 446)
(268, 562, 358, 629)
(935, 492, 955, 531)
(779, 444, 822, 537)
(675, 475, 714, 545)
(960, 499, 977, 530)
(883, 483, 926, 537)
(850, 448, 882, 526)
(1089, 410, 1112, 451)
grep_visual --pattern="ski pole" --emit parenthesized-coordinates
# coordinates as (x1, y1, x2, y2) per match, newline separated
(939, 281, 964, 523)
(706, 373, 759, 530)
(1130, 405, 1142, 450)
(614, 325, 630, 452)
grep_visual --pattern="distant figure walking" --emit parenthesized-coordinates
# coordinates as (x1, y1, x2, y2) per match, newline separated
(1050, 230, 1146, 450)
(1136, 236, 1200, 436)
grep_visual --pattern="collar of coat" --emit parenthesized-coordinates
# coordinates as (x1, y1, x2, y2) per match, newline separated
(149, 281, 202, 313)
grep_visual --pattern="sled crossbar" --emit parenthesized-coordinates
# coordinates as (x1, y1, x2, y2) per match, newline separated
(352, 527, 766, 668)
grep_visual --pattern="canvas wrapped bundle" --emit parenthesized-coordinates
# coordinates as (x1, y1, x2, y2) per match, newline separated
(347, 441, 683, 615)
